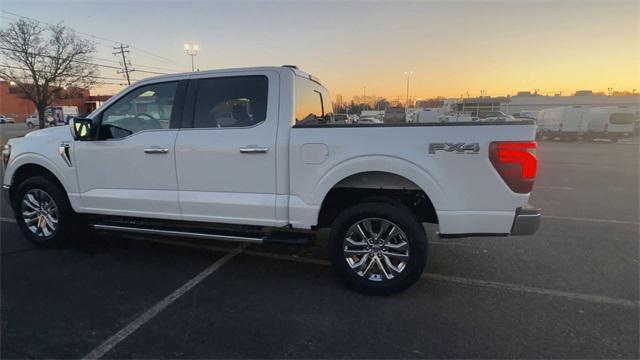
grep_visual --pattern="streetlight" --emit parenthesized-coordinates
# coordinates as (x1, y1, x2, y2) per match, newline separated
(404, 71, 413, 111)
(184, 43, 199, 72)
(362, 86, 367, 110)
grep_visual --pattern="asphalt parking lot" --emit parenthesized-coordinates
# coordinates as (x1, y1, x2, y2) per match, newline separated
(0, 123, 34, 146)
(1, 139, 638, 358)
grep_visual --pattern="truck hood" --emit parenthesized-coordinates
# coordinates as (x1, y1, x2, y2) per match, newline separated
(24, 125, 73, 141)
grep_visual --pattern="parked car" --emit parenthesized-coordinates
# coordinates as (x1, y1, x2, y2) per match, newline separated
(438, 113, 479, 123)
(478, 111, 515, 122)
(356, 116, 383, 124)
(383, 107, 406, 123)
(25, 114, 40, 128)
(584, 106, 636, 142)
(26, 113, 57, 128)
(2, 66, 540, 294)
(0, 115, 16, 124)
(333, 114, 350, 124)
(512, 111, 538, 121)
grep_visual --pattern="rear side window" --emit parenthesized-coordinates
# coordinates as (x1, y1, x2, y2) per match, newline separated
(194, 76, 268, 128)
(294, 77, 333, 126)
(610, 113, 635, 125)
(295, 78, 324, 126)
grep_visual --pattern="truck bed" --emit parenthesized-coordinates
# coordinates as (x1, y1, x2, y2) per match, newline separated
(288, 120, 537, 235)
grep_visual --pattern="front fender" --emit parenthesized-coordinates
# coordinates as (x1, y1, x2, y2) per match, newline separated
(4, 152, 77, 194)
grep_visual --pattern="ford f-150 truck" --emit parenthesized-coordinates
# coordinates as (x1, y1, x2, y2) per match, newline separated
(2, 66, 540, 294)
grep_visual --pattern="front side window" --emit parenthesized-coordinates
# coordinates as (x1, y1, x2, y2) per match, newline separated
(101, 82, 177, 139)
(194, 76, 268, 128)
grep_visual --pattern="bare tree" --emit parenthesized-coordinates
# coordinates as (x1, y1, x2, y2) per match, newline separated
(0, 19, 98, 128)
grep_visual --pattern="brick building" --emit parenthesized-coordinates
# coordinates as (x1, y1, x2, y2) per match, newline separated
(0, 81, 112, 122)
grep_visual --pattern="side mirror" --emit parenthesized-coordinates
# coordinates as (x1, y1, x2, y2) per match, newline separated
(69, 117, 97, 140)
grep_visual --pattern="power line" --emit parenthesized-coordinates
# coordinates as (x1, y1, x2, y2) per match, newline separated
(0, 46, 169, 76)
(1, 64, 141, 82)
(0, 9, 188, 69)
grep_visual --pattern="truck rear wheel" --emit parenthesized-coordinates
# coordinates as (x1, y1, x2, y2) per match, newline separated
(328, 202, 428, 295)
(13, 175, 73, 247)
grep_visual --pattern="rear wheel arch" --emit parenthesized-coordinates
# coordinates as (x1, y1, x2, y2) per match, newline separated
(316, 171, 439, 228)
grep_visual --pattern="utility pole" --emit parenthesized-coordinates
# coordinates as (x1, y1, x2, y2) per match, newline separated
(113, 44, 134, 85)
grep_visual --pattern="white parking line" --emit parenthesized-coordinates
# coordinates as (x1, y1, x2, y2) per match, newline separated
(132, 237, 639, 309)
(544, 214, 639, 225)
(82, 245, 245, 360)
(2, 217, 637, 311)
(423, 273, 639, 308)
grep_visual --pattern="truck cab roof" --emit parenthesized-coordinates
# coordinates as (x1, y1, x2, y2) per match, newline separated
(139, 65, 322, 86)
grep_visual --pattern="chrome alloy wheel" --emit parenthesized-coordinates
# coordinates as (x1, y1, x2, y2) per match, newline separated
(343, 218, 410, 282)
(20, 189, 59, 238)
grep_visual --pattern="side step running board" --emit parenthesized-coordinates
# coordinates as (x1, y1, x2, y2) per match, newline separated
(92, 223, 314, 245)
(93, 224, 265, 243)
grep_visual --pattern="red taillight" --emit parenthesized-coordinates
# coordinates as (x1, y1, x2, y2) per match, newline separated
(489, 141, 537, 193)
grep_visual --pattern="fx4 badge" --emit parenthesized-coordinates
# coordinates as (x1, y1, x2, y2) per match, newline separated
(429, 142, 480, 154)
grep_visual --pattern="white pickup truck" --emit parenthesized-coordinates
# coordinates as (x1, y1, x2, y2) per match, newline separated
(2, 66, 540, 294)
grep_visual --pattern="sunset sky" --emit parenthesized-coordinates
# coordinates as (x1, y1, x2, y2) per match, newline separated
(1, 0, 638, 100)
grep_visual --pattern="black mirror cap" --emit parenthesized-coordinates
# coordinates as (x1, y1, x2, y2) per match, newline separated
(69, 117, 98, 141)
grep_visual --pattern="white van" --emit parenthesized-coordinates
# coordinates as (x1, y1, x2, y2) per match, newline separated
(416, 108, 447, 123)
(585, 106, 636, 142)
(26, 106, 80, 128)
(537, 106, 589, 141)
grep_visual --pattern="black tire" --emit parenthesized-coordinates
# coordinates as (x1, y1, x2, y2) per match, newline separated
(27, 122, 35, 129)
(13, 175, 74, 247)
(328, 202, 428, 295)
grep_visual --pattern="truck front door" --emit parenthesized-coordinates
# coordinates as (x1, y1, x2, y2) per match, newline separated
(74, 80, 186, 219)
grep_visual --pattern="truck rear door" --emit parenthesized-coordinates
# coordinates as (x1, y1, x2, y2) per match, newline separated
(175, 71, 284, 227)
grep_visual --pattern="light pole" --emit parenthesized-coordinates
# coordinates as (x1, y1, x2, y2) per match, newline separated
(184, 43, 199, 72)
(404, 71, 413, 111)
(363, 86, 367, 110)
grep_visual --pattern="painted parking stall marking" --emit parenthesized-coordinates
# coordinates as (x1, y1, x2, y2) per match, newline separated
(118, 236, 639, 309)
(82, 245, 245, 360)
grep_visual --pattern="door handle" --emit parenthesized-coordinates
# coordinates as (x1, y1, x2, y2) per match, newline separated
(144, 148, 169, 154)
(239, 146, 269, 154)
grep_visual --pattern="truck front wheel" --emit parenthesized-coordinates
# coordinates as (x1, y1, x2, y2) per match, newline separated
(328, 202, 428, 295)
(13, 175, 73, 247)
